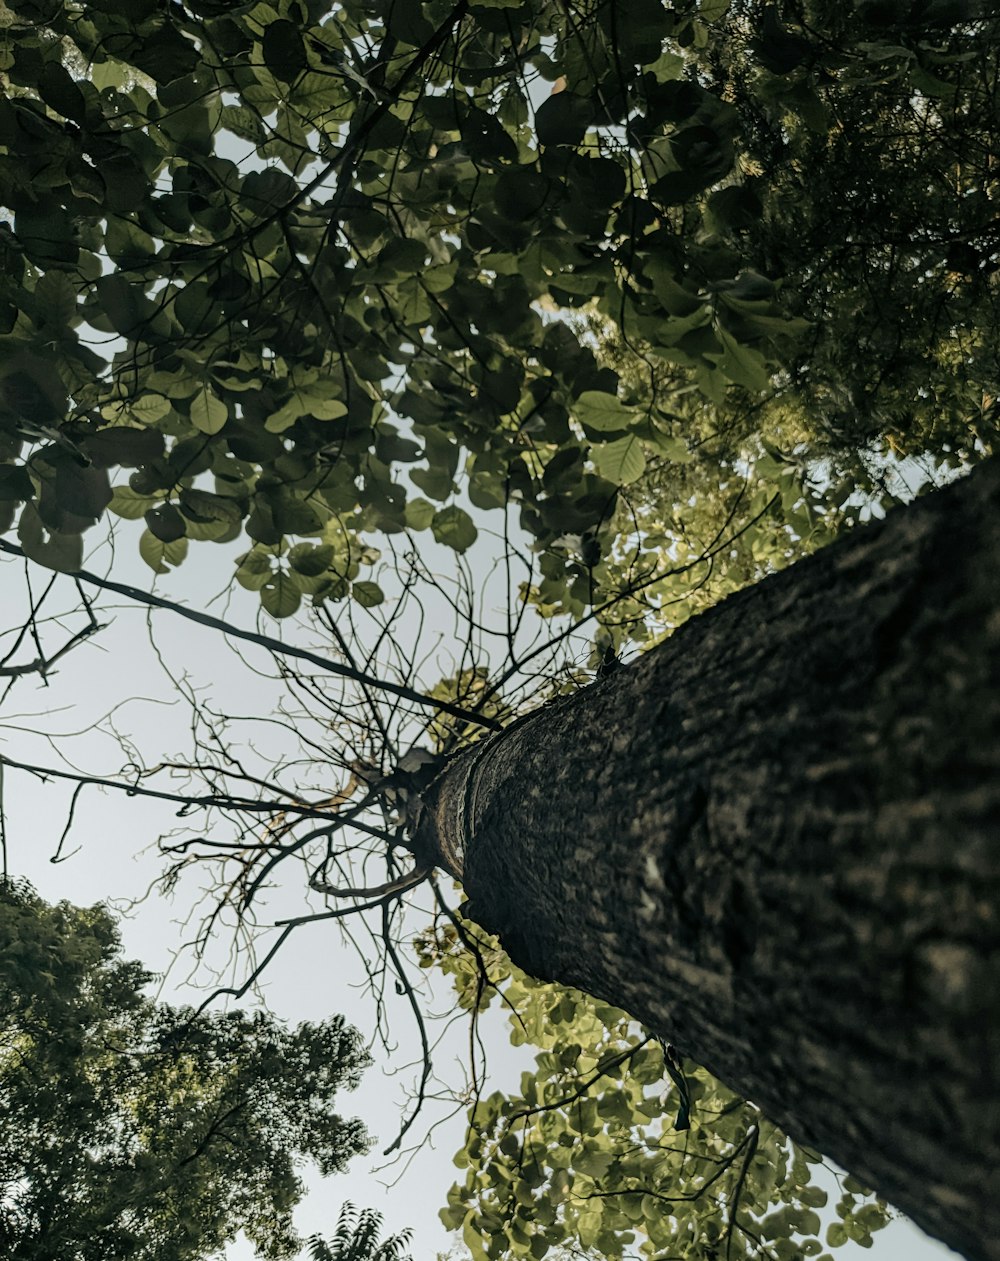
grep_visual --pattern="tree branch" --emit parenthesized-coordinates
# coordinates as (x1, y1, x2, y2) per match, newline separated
(0, 750, 356, 819)
(0, 540, 501, 731)
(308, 863, 431, 900)
(0, 618, 105, 679)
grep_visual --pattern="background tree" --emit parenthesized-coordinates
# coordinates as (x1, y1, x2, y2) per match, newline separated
(304, 1202, 413, 1261)
(0, 878, 372, 1260)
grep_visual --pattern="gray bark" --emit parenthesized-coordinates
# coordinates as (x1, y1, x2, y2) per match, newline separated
(414, 459, 1000, 1261)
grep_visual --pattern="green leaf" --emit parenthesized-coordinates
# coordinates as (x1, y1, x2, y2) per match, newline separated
(647, 427, 694, 463)
(145, 504, 187, 543)
(139, 529, 188, 574)
(261, 572, 302, 618)
(713, 325, 772, 392)
(646, 48, 685, 80)
(709, 184, 763, 232)
(17, 504, 83, 574)
(0, 466, 33, 504)
(37, 61, 87, 122)
(94, 274, 154, 336)
(494, 169, 552, 223)
(221, 104, 265, 143)
(577, 1209, 602, 1250)
(236, 552, 274, 590)
(397, 279, 432, 327)
(264, 403, 301, 435)
(271, 493, 323, 536)
(422, 262, 457, 293)
(645, 259, 704, 317)
(826, 1223, 848, 1248)
(410, 465, 456, 502)
(34, 271, 78, 329)
(352, 580, 384, 607)
(431, 505, 478, 553)
(179, 491, 242, 541)
(105, 218, 157, 266)
(145, 372, 200, 400)
(263, 20, 308, 81)
(127, 395, 173, 425)
(700, 0, 731, 20)
(754, 7, 810, 74)
(14, 205, 78, 267)
(288, 543, 335, 576)
(109, 486, 160, 520)
(190, 388, 229, 435)
(264, 391, 346, 434)
(469, 473, 507, 510)
(47, 461, 112, 522)
(404, 497, 436, 530)
(535, 92, 592, 147)
(376, 431, 422, 464)
(83, 429, 164, 469)
(463, 1210, 489, 1261)
(309, 398, 348, 421)
(574, 391, 635, 432)
(617, 0, 675, 62)
(591, 435, 646, 485)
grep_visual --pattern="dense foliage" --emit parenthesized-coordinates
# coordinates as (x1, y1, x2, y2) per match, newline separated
(420, 921, 889, 1261)
(0, 0, 994, 624)
(0, 879, 370, 1260)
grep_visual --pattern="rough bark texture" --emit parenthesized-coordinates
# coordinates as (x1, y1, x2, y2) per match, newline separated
(415, 459, 1000, 1261)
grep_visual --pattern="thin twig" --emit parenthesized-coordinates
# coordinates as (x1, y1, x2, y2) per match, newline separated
(0, 540, 501, 730)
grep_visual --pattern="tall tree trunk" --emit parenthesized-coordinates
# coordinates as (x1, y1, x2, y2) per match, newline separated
(415, 459, 1000, 1261)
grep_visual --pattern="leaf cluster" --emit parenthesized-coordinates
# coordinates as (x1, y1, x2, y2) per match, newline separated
(305, 1201, 413, 1261)
(3, 0, 991, 620)
(689, 0, 1000, 460)
(418, 921, 890, 1261)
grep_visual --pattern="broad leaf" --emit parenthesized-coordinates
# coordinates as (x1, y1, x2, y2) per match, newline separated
(431, 505, 478, 553)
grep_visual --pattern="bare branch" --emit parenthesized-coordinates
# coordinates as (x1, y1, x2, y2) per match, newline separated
(308, 863, 432, 900)
(0, 750, 351, 820)
(0, 540, 501, 731)
(0, 618, 105, 679)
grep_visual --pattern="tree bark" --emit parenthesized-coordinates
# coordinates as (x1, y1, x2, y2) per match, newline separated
(415, 459, 1000, 1261)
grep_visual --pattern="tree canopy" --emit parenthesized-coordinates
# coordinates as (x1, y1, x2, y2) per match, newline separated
(305, 1203, 413, 1261)
(0, 0, 994, 624)
(0, 879, 370, 1260)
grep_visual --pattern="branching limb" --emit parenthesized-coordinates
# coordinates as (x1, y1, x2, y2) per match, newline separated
(380, 909, 433, 1156)
(198, 881, 419, 1011)
(0, 540, 501, 731)
(725, 1124, 760, 1261)
(0, 750, 356, 820)
(0, 614, 105, 679)
(308, 862, 431, 900)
